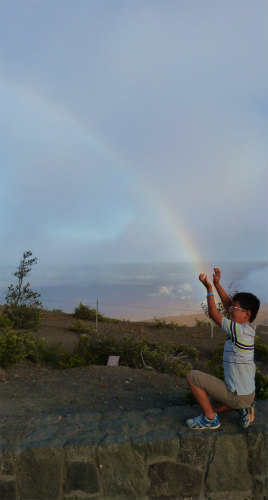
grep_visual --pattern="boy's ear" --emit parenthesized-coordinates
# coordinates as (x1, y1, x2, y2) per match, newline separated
(246, 310, 251, 322)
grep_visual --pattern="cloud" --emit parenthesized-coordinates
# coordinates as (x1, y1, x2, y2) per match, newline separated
(178, 283, 193, 294)
(159, 286, 175, 297)
(239, 267, 268, 302)
(0, 1, 267, 266)
(149, 286, 175, 297)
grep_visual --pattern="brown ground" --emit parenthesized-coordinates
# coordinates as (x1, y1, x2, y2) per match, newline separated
(0, 311, 267, 418)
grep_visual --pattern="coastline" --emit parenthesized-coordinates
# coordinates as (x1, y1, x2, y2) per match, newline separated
(143, 303, 268, 327)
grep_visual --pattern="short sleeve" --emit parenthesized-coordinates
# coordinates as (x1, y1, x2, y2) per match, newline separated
(221, 316, 240, 344)
(221, 316, 232, 335)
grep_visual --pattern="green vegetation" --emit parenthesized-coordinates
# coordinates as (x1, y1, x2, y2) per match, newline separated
(3, 251, 42, 330)
(74, 302, 104, 321)
(0, 315, 13, 328)
(255, 369, 268, 400)
(69, 319, 92, 334)
(151, 317, 187, 329)
(62, 334, 195, 376)
(207, 345, 225, 380)
(73, 302, 122, 324)
(0, 328, 47, 368)
(0, 303, 267, 400)
(255, 336, 268, 363)
(0, 326, 196, 378)
(194, 318, 211, 327)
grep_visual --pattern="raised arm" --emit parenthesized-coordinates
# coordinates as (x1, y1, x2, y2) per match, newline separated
(199, 273, 223, 327)
(213, 268, 232, 312)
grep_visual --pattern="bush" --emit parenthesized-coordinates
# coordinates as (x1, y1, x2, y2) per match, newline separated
(0, 314, 13, 328)
(40, 342, 70, 367)
(255, 369, 268, 400)
(195, 318, 211, 327)
(177, 344, 199, 359)
(0, 328, 47, 368)
(69, 320, 92, 334)
(74, 302, 104, 322)
(255, 337, 268, 363)
(151, 318, 187, 329)
(61, 334, 194, 377)
(207, 345, 225, 380)
(4, 305, 42, 330)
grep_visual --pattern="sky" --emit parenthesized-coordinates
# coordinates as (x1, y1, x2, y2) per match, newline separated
(0, 0, 267, 272)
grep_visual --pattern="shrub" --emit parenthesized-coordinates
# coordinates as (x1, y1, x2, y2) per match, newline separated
(40, 342, 70, 367)
(255, 369, 268, 400)
(151, 318, 188, 329)
(69, 320, 92, 334)
(4, 305, 42, 330)
(61, 334, 194, 377)
(195, 318, 211, 327)
(0, 328, 47, 368)
(0, 315, 13, 328)
(207, 345, 225, 380)
(255, 337, 268, 363)
(151, 317, 167, 328)
(177, 344, 199, 359)
(74, 302, 104, 322)
(0, 328, 26, 367)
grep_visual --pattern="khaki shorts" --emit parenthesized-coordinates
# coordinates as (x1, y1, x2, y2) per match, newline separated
(188, 370, 255, 410)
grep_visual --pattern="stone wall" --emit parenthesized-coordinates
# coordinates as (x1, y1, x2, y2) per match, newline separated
(0, 401, 267, 500)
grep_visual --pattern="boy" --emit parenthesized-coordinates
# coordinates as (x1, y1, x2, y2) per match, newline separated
(186, 267, 260, 430)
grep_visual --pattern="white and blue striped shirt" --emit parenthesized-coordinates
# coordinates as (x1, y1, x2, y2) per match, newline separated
(221, 317, 256, 395)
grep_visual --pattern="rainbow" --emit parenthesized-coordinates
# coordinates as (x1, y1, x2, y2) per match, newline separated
(1, 76, 206, 275)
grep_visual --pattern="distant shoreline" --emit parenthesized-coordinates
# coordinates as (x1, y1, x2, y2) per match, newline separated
(142, 304, 268, 327)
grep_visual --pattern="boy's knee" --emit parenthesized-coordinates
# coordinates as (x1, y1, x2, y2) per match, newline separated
(187, 370, 195, 385)
(187, 369, 204, 389)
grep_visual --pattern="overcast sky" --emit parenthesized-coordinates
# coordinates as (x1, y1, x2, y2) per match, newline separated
(1, 0, 267, 269)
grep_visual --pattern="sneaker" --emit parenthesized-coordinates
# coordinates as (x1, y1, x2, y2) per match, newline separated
(186, 413, 220, 430)
(239, 402, 255, 429)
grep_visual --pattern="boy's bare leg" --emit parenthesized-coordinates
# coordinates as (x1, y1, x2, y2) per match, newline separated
(187, 375, 215, 420)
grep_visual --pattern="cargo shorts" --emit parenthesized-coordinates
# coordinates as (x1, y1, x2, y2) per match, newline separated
(188, 370, 255, 410)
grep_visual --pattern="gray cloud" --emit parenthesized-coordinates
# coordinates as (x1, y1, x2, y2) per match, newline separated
(0, 0, 267, 267)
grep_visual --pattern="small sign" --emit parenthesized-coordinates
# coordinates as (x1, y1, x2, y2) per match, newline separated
(107, 356, 120, 366)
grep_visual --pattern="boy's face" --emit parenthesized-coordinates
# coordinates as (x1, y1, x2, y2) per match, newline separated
(229, 300, 251, 323)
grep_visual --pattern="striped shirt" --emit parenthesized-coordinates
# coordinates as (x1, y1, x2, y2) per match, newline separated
(221, 317, 256, 395)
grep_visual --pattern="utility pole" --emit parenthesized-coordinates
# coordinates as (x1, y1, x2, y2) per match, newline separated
(96, 299, 99, 330)
(210, 319, 214, 339)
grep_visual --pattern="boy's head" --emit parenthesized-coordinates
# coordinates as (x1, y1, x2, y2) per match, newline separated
(231, 292, 260, 323)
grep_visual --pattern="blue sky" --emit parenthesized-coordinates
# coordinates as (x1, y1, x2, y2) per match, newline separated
(0, 0, 267, 269)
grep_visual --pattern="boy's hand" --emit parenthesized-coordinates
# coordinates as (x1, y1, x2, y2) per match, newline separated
(213, 268, 221, 286)
(199, 273, 213, 291)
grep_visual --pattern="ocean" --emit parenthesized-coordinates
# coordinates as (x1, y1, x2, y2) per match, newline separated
(1, 261, 267, 320)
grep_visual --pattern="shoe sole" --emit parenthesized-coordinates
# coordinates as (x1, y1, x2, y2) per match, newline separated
(186, 424, 221, 430)
(250, 407, 255, 423)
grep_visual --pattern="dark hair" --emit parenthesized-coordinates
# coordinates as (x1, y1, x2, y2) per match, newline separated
(232, 292, 260, 323)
